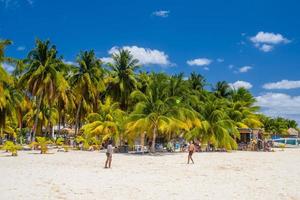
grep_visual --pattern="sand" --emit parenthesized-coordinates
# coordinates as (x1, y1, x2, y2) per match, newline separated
(0, 148, 300, 200)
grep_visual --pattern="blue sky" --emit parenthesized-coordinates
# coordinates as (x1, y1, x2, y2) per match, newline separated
(1, 0, 300, 123)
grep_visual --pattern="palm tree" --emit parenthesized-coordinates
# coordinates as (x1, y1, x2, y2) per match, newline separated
(260, 116, 293, 136)
(2, 141, 22, 156)
(0, 39, 12, 63)
(107, 49, 139, 110)
(168, 73, 189, 98)
(0, 40, 19, 142)
(136, 71, 150, 93)
(214, 81, 231, 98)
(188, 72, 206, 91)
(127, 73, 190, 152)
(287, 119, 298, 129)
(71, 50, 105, 136)
(228, 88, 262, 128)
(54, 63, 76, 135)
(3, 81, 24, 140)
(81, 97, 124, 145)
(0, 65, 12, 136)
(19, 39, 63, 140)
(56, 87, 76, 135)
(187, 96, 239, 150)
(31, 136, 52, 154)
(0, 39, 13, 110)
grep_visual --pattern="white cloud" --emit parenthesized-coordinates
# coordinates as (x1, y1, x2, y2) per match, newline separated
(255, 93, 300, 124)
(152, 10, 170, 17)
(250, 31, 290, 52)
(2, 63, 15, 72)
(228, 64, 234, 69)
(107, 46, 170, 66)
(259, 44, 273, 52)
(62, 60, 78, 66)
(263, 80, 300, 90)
(251, 31, 290, 44)
(229, 80, 253, 90)
(187, 58, 212, 67)
(17, 46, 25, 51)
(100, 57, 113, 64)
(238, 66, 252, 73)
(217, 58, 224, 63)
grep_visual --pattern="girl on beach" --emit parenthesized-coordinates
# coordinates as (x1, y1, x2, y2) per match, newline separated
(187, 141, 195, 164)
(105, 140, 113, 168)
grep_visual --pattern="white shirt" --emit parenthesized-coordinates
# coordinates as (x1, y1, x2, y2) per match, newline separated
(107, 144, 113, 154)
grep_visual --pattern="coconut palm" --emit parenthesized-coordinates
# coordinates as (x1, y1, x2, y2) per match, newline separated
(214, 81, 231, 98)
(287, 119, 298, 129)
(0, 66, 12, 137)
(136, 71, 150, 93)
(187, 96, 239, 150)
(71, 50, 105, 136)
(227, 88, 262, 128)
(19, 39, 64, 140)
(0, 39, 12, 63)
(107, 49, 139, 110)
(167, 73, 190, 100)
(54, 63, 76, 135)
(81, 97, 124, 145)
(260, 116, 295, 136)
(127, 73, 191, 152)
(2, 141, 22, 156)
(2, 83, 24, 140)
(188, 72, 206, 91)
(0, 40, 13, 135)
(30, 136, 52, 154)
(0, 61, 23, 142)
(56, 87, 76, 134)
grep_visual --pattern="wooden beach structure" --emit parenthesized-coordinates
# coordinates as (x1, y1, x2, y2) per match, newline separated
(237, 128, 264, 150)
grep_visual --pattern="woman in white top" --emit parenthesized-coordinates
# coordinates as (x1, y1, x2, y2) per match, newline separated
(105, 140, 113, 168)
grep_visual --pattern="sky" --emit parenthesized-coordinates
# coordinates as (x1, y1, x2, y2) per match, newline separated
(1, 0, 300, 123)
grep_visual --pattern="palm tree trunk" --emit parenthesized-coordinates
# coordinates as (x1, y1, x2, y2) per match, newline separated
(151, 126, 157, 153)
(50, 123, 54, 139)
(32, 94, 43, 141)
(58, 111, 61, 136)
(17, 108, 23, 144)
(62, 113, 65, 128)
(0, 128, 3, 144)
(75, 99, 82, 136)
(140, 131, 145, 147)
(140, 131, 145, 154)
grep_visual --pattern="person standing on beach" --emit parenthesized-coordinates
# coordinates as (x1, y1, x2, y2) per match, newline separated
(187, 141, 195, 164)
(105, 140, 113, 168)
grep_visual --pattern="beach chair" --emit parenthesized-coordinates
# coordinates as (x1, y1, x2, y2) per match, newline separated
(133, 145, 146, 154)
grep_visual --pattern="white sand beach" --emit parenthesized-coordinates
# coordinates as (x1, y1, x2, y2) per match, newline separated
(0, 149, 300, 200)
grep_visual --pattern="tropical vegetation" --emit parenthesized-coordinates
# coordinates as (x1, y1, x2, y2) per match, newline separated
(0, 38, 298, 153)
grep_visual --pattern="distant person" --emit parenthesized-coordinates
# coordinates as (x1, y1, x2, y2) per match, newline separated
(187, 141, 195, 164)
(105, 140, 113, 168)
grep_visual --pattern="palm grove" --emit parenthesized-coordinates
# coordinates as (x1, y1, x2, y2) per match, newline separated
(0, 39, 298, 153)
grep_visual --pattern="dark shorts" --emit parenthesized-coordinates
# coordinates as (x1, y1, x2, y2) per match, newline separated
(106, 152, 112, 158)
(188, 151, 193, 156)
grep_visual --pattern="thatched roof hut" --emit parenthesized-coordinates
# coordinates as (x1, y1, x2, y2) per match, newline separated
(287, 128, 299, 137)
